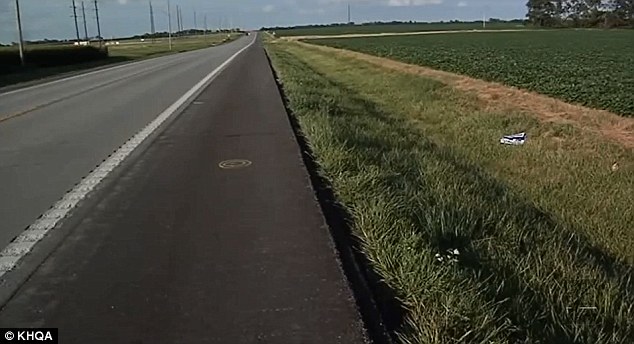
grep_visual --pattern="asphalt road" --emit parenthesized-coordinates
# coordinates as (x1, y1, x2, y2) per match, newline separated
(0, 36, 251, 248)
(0, 35, 368, 342)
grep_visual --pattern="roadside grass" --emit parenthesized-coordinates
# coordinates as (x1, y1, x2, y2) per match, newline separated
(265, 40, 634, 343)
(0, 33, 242, 88)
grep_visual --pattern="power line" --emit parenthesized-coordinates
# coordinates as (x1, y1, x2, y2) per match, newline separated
(81, 1, 89, 40)
(71, 0, 80, 42)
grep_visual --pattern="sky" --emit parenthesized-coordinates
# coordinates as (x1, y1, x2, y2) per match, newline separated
(0, 0, 526, 43)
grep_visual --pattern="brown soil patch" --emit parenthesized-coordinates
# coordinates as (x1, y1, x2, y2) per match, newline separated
(298, 41, 634, 150)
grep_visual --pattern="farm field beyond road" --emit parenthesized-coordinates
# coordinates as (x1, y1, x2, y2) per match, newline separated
(311, 30, 634, 116)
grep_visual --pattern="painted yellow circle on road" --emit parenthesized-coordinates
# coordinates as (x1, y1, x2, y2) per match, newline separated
(218, 159, 252, 169)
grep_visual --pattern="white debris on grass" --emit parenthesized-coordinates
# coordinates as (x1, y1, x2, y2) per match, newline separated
(435, 248, 460, 264)
(500, 132, 527, 145)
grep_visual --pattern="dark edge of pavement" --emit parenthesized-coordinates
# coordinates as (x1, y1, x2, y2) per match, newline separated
(0, 40, 242, 307)
(263, 48, 403, 344)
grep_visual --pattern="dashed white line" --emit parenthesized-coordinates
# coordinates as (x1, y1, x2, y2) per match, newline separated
(0, 34, 258, 278)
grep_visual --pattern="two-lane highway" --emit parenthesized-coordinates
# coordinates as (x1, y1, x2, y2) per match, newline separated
(0, 34, 370, 343)
(0, 36, 252, 248)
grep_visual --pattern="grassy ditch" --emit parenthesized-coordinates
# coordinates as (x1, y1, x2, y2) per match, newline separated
(265, 40, 634, 343)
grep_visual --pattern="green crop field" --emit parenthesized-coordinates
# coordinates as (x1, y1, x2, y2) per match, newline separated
(270, 21, 527, 37)
(311, 30, 634, 116)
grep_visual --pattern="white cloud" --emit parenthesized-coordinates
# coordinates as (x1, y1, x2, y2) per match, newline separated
(263, 4, 275, 12)
(457, 1, 467, 7)
(298, 8, 326, 15)
(318, 0, 443, 5)
(387, 0, 443, 6)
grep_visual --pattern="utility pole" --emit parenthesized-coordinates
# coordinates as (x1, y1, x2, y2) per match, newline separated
(71, 0, 81, 42)
(167, 0, 172, 50)
(149, 1, 156, 41)
(347, 3, 351, 24)
(204, 14, 207, 35)
(193, 10, 197, 32)
(81, 1, 89, 40)
(179, 7, 184, 31)
(176, 5, 180, 33)
(93, 0, 102, 40)
(14, 0, 25, 66)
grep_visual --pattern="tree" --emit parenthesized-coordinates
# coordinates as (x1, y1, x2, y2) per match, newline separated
(528, 0, 633, 27)
(608, 0, 634, 24)
(527, 0, 560, 26)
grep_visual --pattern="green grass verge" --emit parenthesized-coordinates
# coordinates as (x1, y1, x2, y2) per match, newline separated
(0, 33, 242, 88)
(265, 40, 634, 343)
(310, 30, 634, 116)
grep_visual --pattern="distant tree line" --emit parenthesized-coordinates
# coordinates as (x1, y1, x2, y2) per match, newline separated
(526, 0, 634, 27)
(127, 29, 241, 40)
(261, 19, 525, 31)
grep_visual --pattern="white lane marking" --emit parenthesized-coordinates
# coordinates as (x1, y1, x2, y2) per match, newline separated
(0, 34, 258, 278)
(0, 37, 247, 98)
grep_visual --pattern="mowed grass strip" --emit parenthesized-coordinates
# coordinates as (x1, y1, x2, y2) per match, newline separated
(265, 40, 634, 343)
(311, 30, 634, 116)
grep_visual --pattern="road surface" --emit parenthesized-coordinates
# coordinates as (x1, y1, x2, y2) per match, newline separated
(0, 34, 369, 342)
(0, 36, 252, 248)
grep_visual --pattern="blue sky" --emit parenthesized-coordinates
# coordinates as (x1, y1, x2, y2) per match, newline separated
(0, 0, 526, 43)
